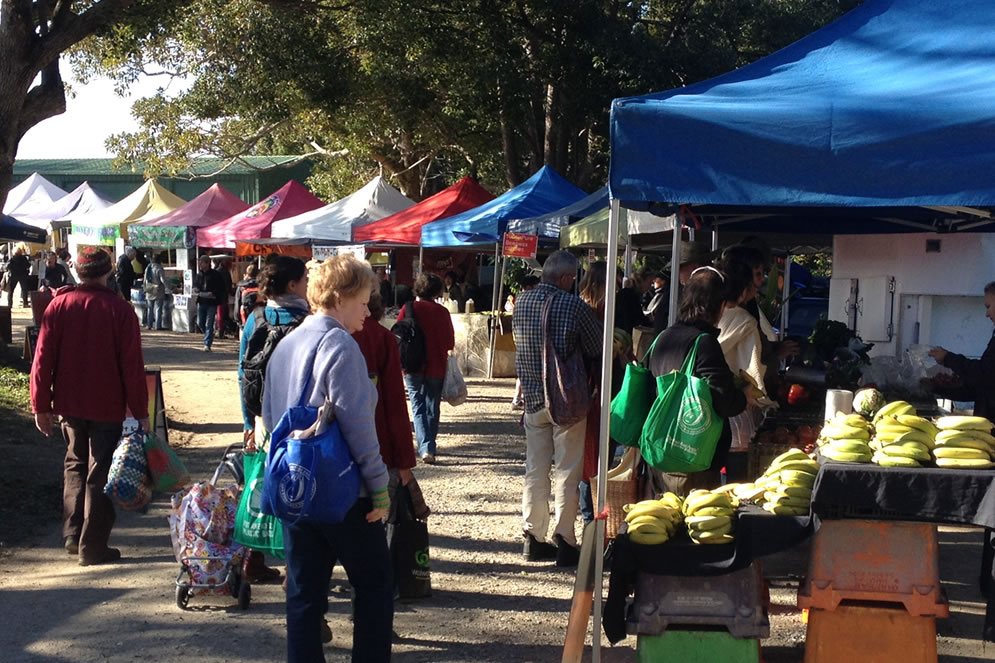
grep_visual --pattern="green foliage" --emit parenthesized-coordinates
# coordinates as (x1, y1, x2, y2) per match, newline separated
(792, 252, 833, 278)
(503, 258, 535, 294)
(69, 0, 861, 197)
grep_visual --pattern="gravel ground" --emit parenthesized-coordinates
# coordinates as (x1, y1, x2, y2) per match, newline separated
(1, 311, 993, 661)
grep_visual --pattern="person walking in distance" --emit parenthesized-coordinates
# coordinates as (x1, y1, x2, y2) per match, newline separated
(194, 256, 224, 351)
(512, 250, 601, 567)
(6, 242, 31, 307)
(395, 272, 455, 465)
(116, 247, 137, 300)
(143, 252, 169, 331)
(30, 247, 149, 566)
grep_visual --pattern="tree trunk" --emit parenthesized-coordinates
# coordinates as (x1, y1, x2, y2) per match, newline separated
(498, 88, 523, 188)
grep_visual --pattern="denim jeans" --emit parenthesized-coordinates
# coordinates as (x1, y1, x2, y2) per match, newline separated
(404, 374, 444, 456)
(197, 302, 215, 348)
(148, 297, 166, 330)
(283, 498, 393, 663)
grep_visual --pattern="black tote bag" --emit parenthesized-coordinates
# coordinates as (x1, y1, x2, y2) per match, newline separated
(387, 484, 432, 599)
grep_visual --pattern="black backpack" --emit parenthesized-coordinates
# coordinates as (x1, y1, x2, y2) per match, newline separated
(391, 301, 427, 373)
(241, 308, 307, 417)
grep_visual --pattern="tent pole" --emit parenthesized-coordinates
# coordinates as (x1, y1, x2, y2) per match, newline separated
(781, 254, 792, 340)
(712, 228, 719, 251)
(591, 199, 622, 662)
(668, 215, 682, 328)
(418, 244, 424, 275)
(488, 244, 501, 379)
(488, 251, 507, 379)
(623, 241, 633, 279)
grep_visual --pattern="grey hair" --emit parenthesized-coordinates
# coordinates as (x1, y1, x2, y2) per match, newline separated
(126, 247, 137, 257)
(541, 250, 578, 284)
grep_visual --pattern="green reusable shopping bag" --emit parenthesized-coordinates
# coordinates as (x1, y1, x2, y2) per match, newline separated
(639, 335, 723, 473)
(610, 333, 664, 447)
(234, 450, 285, 558)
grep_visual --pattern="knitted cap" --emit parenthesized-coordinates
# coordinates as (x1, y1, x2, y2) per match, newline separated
(76, 247, 112, 278)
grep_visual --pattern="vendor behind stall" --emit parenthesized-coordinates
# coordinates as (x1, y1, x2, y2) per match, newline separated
(929, 281, 995, 417)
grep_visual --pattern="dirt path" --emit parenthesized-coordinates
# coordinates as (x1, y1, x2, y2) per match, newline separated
(1, 309, 994, 662)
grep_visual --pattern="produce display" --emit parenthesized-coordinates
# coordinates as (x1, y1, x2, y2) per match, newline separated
(622, 492, 684, 545)
(852, 388, 886, 418)
(727, 449, 819, 515)
(683, 487, 736, 544)
(813, 398, 995, 470)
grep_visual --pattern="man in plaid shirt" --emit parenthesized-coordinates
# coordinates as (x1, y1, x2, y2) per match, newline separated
(512, 250, 601, 566)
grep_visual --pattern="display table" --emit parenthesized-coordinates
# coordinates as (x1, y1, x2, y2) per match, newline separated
(604, 505, 814, 643)
(811, 460, 995, 641)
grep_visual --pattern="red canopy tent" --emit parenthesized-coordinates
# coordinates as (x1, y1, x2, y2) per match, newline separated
(130, 183, 248, 248)
(196, 180, 324, 249)
(353, 176, 493, 245)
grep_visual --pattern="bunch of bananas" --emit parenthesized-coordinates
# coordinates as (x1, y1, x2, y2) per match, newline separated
(754, 448, 818, 515)
(682, 488, 736, 544)
(622, 492, 684, 545)
(870, 414, 937, 467)
(872, 400, 917, 424)
(818, 413, 873, 463)
(933, 416, 995, 469)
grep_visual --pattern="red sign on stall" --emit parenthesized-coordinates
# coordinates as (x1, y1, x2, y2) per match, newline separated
(503, 232, 539, 259)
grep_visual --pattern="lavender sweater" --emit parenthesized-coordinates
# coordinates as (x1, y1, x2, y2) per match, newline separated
(262, 313, 388, 496)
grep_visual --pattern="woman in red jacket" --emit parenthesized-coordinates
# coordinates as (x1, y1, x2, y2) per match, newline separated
(352, 291, 417, 487)
(395, 272, 455, 464)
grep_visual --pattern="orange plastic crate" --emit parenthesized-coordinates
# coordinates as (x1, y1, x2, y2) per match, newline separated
(804, 602, 937, 663)
(797, 519, 948, 617)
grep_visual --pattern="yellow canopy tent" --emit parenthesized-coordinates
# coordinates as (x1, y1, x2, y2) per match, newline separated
(70, 180, 186, 246)
(559, 207, 677, 249)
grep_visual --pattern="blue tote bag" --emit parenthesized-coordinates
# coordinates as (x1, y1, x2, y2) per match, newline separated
(260, 346, 361, 524)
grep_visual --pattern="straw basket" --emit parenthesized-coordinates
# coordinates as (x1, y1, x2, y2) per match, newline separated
(593, 448, 640, 539)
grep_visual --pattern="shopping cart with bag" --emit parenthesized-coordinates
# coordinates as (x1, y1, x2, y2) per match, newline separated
(168, 443, 250, 610)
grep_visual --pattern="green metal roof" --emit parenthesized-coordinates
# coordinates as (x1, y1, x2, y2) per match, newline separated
(13, 156, 305, 177)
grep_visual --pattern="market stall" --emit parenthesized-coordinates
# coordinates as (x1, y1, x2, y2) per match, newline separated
(69, 180, 186, 247)
(195, 180, 324, 250)
(2, 173, 66, 217)
(592, 0, 995, 659)
(269, 176, 413, 242)
(129, 183, 248, 252)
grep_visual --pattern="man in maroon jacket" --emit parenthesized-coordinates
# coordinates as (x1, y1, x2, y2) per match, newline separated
(31, 246, 149, 566)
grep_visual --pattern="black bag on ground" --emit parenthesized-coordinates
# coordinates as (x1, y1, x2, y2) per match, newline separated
(391, 301, 427, 374)
(241, 308, 307, 417)
(387, 484, 432, 599)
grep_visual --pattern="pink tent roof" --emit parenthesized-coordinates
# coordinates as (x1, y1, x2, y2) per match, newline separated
(352, 177, 494, 245)
(134, 183, 248, 228)
(196, 180, 325, 249)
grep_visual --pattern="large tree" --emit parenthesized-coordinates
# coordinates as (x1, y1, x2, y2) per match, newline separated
(0, 0, 189, 210)
(72, 0, 860, 201)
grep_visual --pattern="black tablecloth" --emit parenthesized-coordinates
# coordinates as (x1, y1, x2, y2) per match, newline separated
(810, 461, 995, 528)
(604, 504, 814, 643)
(811, 460, 995, 641)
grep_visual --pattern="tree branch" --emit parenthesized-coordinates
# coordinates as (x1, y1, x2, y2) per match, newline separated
(17, 61, 65, 141)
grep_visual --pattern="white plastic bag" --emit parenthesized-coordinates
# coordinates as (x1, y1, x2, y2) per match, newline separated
(441, 355, 468, 406)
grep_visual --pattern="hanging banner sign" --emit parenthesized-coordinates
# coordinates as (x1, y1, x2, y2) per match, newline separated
(502, 232, 538, 259)
(312, 245, 367, 262)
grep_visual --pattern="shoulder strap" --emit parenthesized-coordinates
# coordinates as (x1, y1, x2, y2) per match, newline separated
(641, 331, 664, 368)
(680, 333, 709, 375)
(405, 300, 416, 322)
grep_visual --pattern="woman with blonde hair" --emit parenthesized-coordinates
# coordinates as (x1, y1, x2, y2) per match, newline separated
(262, 254, 393, 663)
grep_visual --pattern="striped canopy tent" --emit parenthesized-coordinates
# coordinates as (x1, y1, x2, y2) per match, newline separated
(70, 180, 186, 246)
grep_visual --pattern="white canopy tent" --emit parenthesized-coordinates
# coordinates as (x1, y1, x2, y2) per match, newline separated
(269, 176, 414, 242)
(3, 173, 67, 217)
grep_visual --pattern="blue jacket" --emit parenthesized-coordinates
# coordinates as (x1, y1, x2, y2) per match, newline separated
(262, 313, 388, 496)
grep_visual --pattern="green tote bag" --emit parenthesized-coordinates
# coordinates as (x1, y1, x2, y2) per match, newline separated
(639, 335, 724, 473)
(609, 333, 663, 447)
(234, 450, 285, 559)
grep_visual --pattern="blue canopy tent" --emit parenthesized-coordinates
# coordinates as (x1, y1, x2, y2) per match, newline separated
(584, 1, 995, 655)
(420, 166, 587, 247)
(0, 214, 46, 244)
(506, 186, 609, 241)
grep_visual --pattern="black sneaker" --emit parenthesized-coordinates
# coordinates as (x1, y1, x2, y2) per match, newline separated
(523, 532, 557, 561)
(64, 536, 79, 555)
(554, 534, 580, 568)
